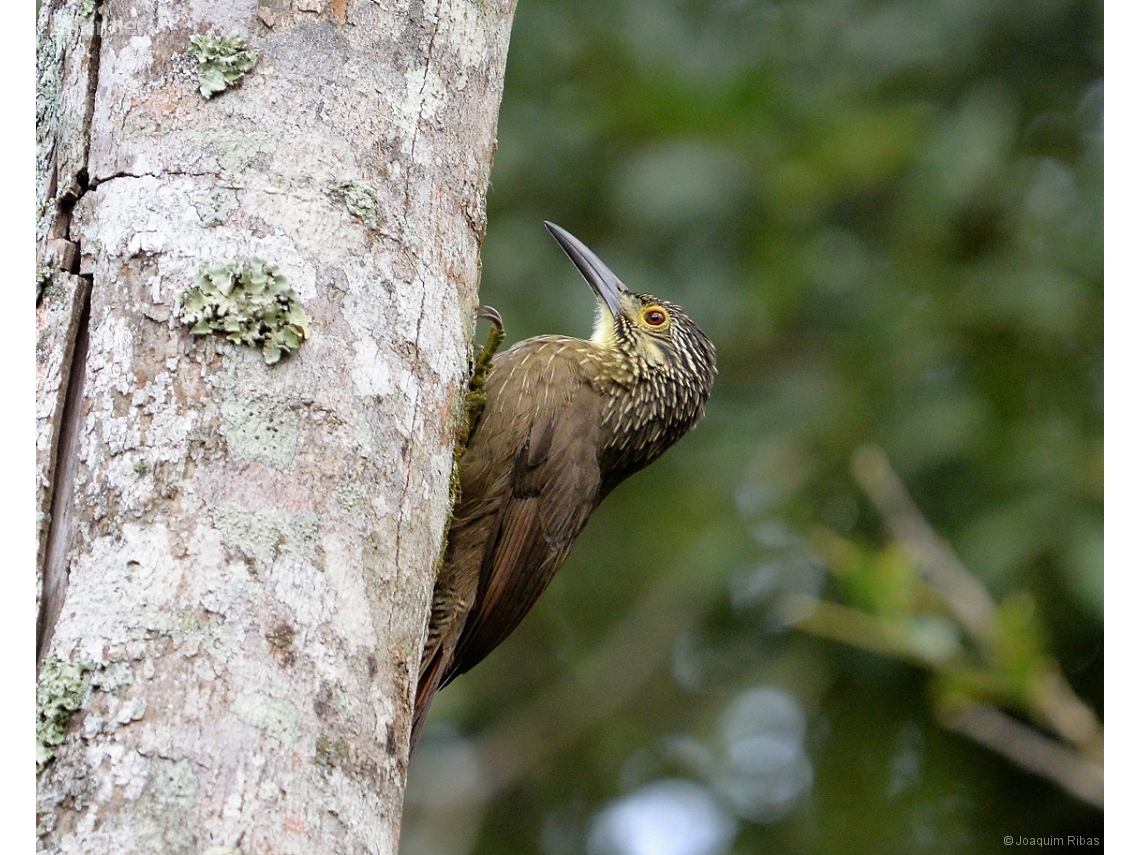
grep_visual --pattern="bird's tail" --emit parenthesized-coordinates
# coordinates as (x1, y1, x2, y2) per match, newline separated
(409, 642, 450, 754)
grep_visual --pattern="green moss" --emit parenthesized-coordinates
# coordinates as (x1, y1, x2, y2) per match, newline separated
(179, 259, 311, 365)
(438, 313, 505, 567)
(36, 656, 93, 774)
(461, 316, 505, 444)
(187, 34, 259, 99)
(329, 180, 382, 227)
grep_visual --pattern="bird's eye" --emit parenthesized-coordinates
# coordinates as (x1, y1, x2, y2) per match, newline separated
(642, 307, 669, 327)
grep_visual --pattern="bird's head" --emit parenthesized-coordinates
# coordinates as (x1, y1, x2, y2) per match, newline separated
(545, 222, 717, 392)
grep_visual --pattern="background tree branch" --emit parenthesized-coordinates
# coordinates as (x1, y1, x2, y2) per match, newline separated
(786, 445, 1103, 809)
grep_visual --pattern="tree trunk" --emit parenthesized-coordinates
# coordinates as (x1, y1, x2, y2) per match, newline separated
(35, 1, 516, 852)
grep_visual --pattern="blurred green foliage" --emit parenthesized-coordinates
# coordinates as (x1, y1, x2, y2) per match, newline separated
(402, 1, 1102, 853)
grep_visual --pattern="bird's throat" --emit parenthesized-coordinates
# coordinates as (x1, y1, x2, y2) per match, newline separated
(590, 304, 618, 348)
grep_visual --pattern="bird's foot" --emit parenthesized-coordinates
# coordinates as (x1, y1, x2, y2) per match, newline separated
(477, 305, 504, 332)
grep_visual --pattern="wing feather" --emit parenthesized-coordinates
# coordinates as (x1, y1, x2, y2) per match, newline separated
(441, 357, 604, 685)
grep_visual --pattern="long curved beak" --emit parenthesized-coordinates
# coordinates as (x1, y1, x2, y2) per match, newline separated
(545, 221, 628, 317)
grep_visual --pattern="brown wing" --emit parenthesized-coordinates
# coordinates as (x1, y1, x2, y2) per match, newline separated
(442, 344, 611, 688)
(412, 340, 604, 747)
(441, 378, 604, 685)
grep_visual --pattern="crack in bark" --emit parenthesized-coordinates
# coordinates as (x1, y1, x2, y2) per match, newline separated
(44, 0, 104, 251)
(38, 283, 91, 666)
(82, 1, 104, 165)
(89, 168, 222, 189)
(36, 0, 104, 668)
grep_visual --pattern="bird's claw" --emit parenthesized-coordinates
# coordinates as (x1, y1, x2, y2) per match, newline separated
(477, 305, 504, 332)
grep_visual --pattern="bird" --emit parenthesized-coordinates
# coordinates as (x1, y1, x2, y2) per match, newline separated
(412, 222, 716, 750)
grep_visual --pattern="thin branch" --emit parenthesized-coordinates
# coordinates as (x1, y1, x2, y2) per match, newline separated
(851, 444, 997, 642)
(943, 704, 1103, 809)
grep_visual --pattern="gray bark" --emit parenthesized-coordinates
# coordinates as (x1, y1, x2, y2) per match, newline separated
(35, 1, 516, 852)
